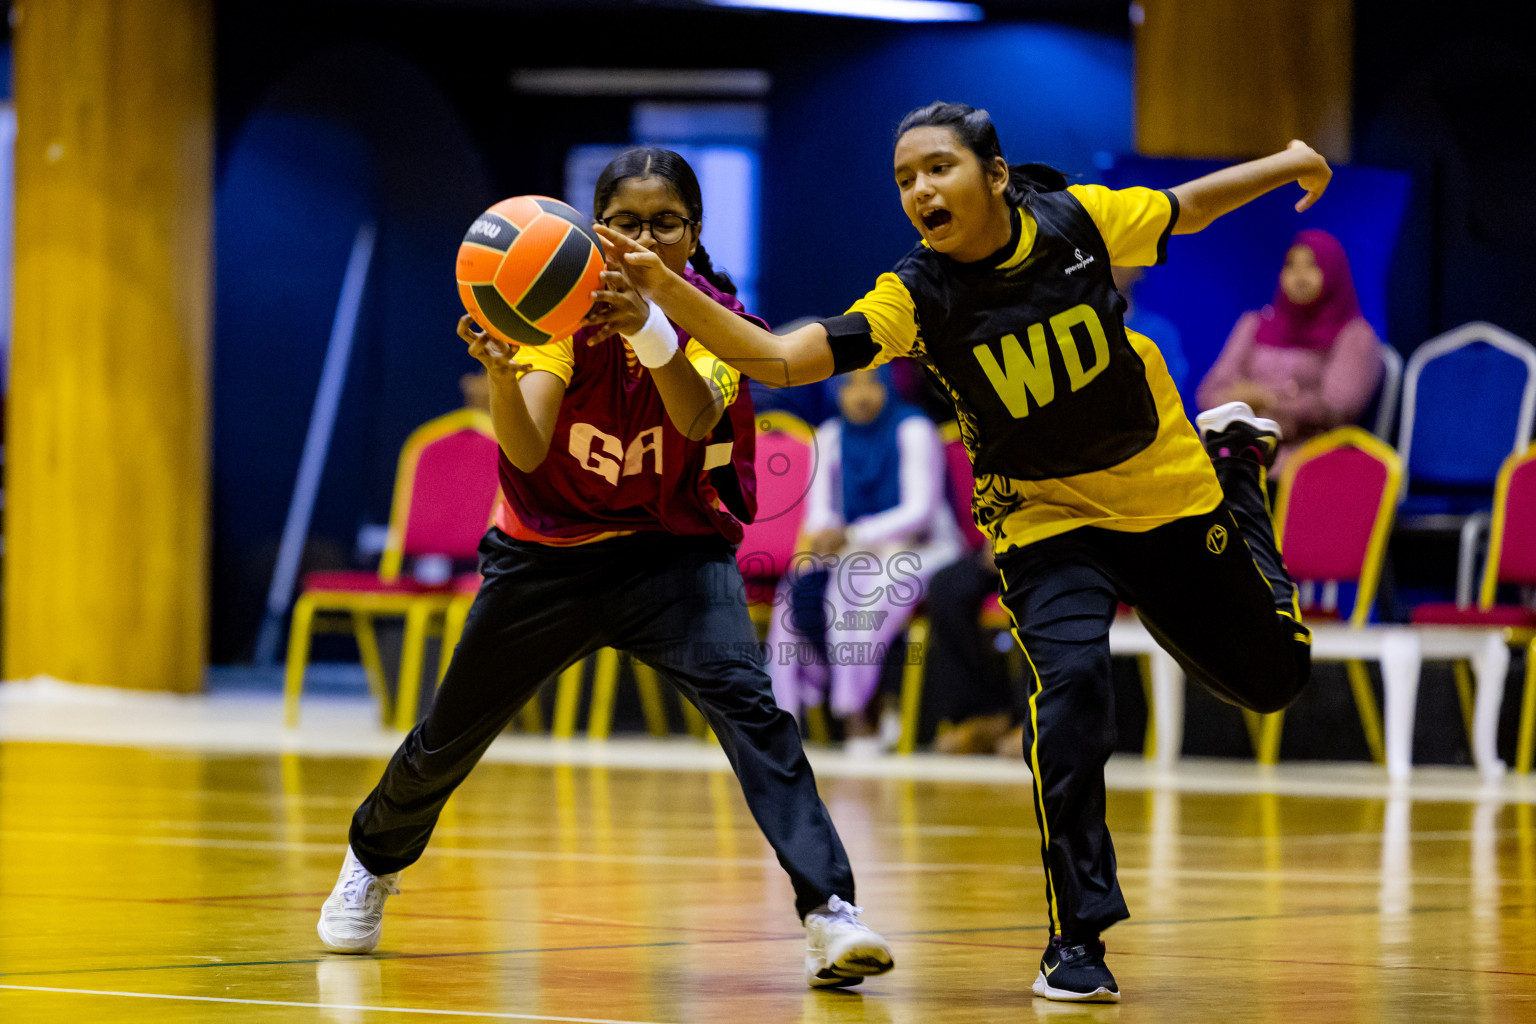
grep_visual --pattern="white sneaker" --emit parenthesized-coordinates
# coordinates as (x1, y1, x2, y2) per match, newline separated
(804, 895, 894, 988)
(1194, 401, 1282, 467)
(317, 847, 400, 954)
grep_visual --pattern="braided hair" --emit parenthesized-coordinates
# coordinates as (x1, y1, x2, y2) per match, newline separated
(895, 101, 1069, 205)
(593, 146, 738, 296)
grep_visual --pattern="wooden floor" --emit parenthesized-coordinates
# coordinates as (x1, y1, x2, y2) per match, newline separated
(2, 740, 1535, 1022)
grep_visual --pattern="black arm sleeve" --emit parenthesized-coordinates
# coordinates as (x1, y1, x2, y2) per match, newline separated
(819, 313, 881, 376)
(1155, 188, 1180, 265)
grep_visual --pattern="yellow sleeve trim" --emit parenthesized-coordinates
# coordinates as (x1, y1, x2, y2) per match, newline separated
(516, 338, 576, 386)
(686, 338, 740, 406)
(846, 272, 919, 367)
(1067, 184, 1175, 267)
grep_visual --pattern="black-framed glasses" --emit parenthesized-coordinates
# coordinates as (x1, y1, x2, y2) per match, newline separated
(597, 213, 696, 245)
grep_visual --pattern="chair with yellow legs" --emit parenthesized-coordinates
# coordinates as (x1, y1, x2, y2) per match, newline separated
(735, 410, 822, 741)
(284, 409, 500, 729)
(1413, 442, 1536, 772)
(1249, 427, 1403, 767)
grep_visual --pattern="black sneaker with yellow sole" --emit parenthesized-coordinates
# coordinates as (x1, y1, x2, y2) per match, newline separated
(1032, 935, 1120, 1003)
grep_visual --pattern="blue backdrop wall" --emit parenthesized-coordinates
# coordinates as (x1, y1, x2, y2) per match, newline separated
(1099, 155, 1411, 412)
(761, 23, 1133, 327)
(213, 42, 495, 661)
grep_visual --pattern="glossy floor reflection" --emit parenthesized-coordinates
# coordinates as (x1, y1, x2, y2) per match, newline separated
(1, 742, 1534, 1022)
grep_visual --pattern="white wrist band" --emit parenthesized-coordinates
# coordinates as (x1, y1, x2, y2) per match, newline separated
(624, 300, 680, 368)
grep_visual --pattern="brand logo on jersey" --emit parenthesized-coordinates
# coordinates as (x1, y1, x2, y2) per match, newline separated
(972, 304, 1111, 418)
(1064, 247, 1095, 275)
(568, 423, 663, 485)
(1205, 524, 1228, 554)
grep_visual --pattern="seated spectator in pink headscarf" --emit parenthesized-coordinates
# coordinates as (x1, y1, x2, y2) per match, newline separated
(1196, 229, 1383, 468)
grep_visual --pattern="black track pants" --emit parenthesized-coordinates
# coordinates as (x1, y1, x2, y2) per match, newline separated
(348, 528, 855, 919)
(995, 453, 1311, 940)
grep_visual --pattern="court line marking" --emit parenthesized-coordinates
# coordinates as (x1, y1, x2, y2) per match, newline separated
(5, 713, 1536, 802)
(0, 941, 692, 980)
(6, 902, 1534, 983)
(32, 814, 1527, 849)
(0, 985, 679, 1023)
(2, 829, 1519, 888)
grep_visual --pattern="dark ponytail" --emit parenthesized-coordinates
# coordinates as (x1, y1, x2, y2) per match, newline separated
(895, 101, 1070, 205)
(592, 145, 737, 296)
(688, 243, 737, 296)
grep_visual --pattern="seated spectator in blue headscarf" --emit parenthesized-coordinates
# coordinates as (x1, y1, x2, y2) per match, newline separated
(767, 366, 963, 756)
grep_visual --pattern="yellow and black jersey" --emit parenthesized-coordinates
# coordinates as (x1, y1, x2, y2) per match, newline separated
(823, 184, 1223, 553)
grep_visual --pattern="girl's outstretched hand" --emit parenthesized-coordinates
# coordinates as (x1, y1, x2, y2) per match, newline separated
(1287, 139, 1331, 212)
(458, 314, 531, 379)
(593, 223, 669, 300)
(580, 269, 649, 346)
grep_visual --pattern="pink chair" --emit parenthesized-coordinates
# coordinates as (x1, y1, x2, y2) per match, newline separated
(1413, 443, 1536, 770)
(736, 410, 817, 627)
(284, 409, 500, 729)
(1278, 429, 1401, 629)
(1255, 426, 1403, 765)
(942, 431, 987, 553)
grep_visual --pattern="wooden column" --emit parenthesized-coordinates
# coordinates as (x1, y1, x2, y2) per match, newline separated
(1135, 0, 1353, 163)
(5, 0, 212, 691)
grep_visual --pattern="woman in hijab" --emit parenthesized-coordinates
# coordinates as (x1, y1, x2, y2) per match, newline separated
(768, 365, 963, 756)
(1196, 229, 1383, 468)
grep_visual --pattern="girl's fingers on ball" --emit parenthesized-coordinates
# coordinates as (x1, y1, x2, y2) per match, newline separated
(457, 315, 485, 343)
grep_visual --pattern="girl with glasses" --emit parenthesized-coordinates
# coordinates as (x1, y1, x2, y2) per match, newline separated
(317, 146, 894, 991)
(597, 103, 1332, 1004)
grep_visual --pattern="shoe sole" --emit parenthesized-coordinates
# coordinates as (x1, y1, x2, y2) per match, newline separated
(1194, 401, 1280, 441)
(807, 943, 894, 988)
(1032, 970, 1120, 1003)
(317, 917, 379, 954)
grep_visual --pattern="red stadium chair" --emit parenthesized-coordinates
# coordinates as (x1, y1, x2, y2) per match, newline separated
(733, 410, 818, 738)
(1253, 427, 1403, 765)
(736, 410, 817, 626)
(284, 408, 500, 729)
(942, 427, 987, 553)
(1413, 443, 1536, 771)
